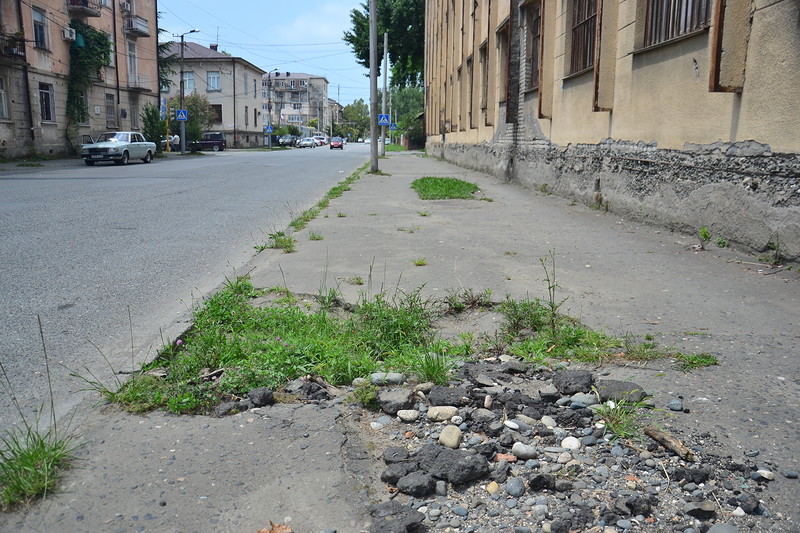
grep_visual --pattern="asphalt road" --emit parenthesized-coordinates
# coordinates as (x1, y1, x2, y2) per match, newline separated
(0, 146, 369, 433)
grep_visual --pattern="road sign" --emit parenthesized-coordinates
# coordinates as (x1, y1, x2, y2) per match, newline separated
(390, 123, 397, 131)
(160, 98, 167, 120)
(265, 126, 273, 133)
(378, 114, 390, 125)
(175, 109, 188, 121)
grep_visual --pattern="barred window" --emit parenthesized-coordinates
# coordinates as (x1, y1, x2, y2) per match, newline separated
(644, 0, 711, 47)
(569, 0, 596, 75)
(528, 1, 542, 89)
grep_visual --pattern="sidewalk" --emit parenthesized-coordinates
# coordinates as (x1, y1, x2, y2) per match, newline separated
(2, 151, 797, 531)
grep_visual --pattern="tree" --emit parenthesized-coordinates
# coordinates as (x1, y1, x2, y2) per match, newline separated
(342, 99, 370, 139)
(140, 102, 166, 152)
(343, 0, 424, 88)
(157, 13, 177, 91)
(167, 93, 214, 145)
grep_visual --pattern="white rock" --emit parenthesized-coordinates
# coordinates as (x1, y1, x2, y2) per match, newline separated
(397, 410, 420, 423)
(733, 506, 746, 517)
(757, 469, 775, 481)
(541, 415, 557, 428)
(511, 442, 538, 460)
(451, 415, 464, 425)
(427, 406, 459, 422)
(370, 422, 385, 430)
(561, 436, 581, 450)
(439, 425, 462, 449)
(504, 420, 520, 430)
(484, 395, 493, 409)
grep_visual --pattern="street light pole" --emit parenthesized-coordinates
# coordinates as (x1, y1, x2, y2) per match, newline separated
(178, 29, 199, 155)
(266, 68, 278, 149)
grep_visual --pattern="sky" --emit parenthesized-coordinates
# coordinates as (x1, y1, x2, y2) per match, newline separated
(158, 0, 371, 106)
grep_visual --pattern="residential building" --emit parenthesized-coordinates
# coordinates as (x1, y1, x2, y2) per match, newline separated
(262, 72, 328, 133)
(0, 0, 159, 157)
(161, 42, 265, 148)
(425, 0, 800, 261)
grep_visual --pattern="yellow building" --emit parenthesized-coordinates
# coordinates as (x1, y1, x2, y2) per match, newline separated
(0, 0, 159, 157)
(425, 0, 800, 261)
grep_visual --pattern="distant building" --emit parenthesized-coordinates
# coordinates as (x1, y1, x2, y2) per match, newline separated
(262, 72, 328, 132)
(161, 42, 265, 148)
(425, 0, 800, 261)
(0, 0, 159, 157)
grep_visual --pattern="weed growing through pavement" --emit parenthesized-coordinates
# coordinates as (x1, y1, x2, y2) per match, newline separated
(674, 352, 718, 372)
(698, 226, 711, 250)
(267, 231, 296, 253)
(0, 318, 78, 510)
(591, 390, 654, 442)
(308, 231, 323, 241)
(414, 258, 427, 266)
(418, 211, 430, 217)
(443, 288, 493, 314)
(759, 233, 785, 266)
(411, 177, 480, 199)
(716, 237, 728, 248)
(337, 212, 347, 218)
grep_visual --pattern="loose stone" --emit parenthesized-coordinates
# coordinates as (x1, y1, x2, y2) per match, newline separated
(439, 425, 463, 449)
(428, 406, 459, 422)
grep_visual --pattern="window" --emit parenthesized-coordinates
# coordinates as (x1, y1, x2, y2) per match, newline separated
(104, 32, 115, 67)
(79, 90, 89, 125)
(299, 80, 307, 87)
(207, 71, 220, 91)
(0, 77, 8, 119)
(497, 23, 510, 104)
(253, 107, 257, 126)
(245, 105, 249, 126)
(292, 103, 302, 110)
(183, 72, 195, 94)
(33, 8, 47, 49)
(39, 83, 55, 122)
(569, 0, 596, 75)
(528, 1, 542, 90)
(130, 96, 139, 128)
(479, 43, 488, 114)
(290, 80, 296, 89)
(287, 114, 301, 122)
(253, 79, 257, 98)
(105, 93, 116, 128)
(644, 0, 710, 47)
(127, 41, 137, 83)
(210, 104, 222, 123)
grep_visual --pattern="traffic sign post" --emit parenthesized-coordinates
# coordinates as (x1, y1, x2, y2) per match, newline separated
(389, 123, 397, 131)
(378, 114, 390, 125)
(176, 109, 188, 121)
(265, 125, 274, 148)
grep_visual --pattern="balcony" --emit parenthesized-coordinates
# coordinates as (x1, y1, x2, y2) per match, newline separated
(128, 74, 151, 91)
(0, 33, 26, 63)
(66, 0, 101, 17)
(123, 15, 149, 37)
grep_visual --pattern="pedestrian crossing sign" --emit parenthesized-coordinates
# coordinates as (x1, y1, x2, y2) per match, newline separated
(176, 109, 188, 121)
(378, 114, 390, 125)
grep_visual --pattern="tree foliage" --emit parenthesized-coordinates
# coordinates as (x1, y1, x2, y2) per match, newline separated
(157, 13, 177, 91)
(342, 98, 370, 139)
(66, 20, 111, 126)
(342, 0, 424, 88)
(140, 102, 166, 152)
(167, 93, 214, 144)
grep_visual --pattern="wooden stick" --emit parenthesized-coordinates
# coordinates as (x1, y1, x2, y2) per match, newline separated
(644, 425, 698, 462)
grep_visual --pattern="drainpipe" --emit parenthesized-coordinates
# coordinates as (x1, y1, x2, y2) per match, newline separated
(112, 0, 121, 107)
(16, 0, 35, 142)
(232, 59, 236, 147)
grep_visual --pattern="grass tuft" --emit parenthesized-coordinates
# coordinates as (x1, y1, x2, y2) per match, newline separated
(411, 177, 479, 199)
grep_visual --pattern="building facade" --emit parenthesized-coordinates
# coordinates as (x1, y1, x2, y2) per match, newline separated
(0, 0, 159, 158)
(161, 41, 265, 148)
(262, 72, 329, 133)
(425, 0, 800, 261)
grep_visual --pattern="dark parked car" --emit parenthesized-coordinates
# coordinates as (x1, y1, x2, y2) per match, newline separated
(279, 134, 297, 147)
(195, 132, 226, 151)
(329, 137, 344, 150)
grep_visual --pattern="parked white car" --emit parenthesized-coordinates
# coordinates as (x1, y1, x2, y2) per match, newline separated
(81, 132, 156, 166)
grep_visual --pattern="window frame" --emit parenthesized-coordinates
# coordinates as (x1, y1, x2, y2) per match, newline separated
(569, 0, 597, 76)
(210, 104, 222, 123)
(0, 77, 9, 120)
(527, 1, 542, 91)
(183, 71, 195, 94)
(32, 7, 48, 49)
(105, 93, 117, 128)
(207, 71, 221, 91)
(643, 0, 711, 49)
(39, 83, 55, 122)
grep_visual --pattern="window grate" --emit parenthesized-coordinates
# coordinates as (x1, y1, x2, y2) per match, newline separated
(529, 2, 542, 89)
(570, 0, 596, 75)
(644, 0, 710, 47)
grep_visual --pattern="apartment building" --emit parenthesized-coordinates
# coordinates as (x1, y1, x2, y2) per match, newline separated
(262, 72, 329, 132)
(425, 0, 800, 261)
(161, 41, 265, 148)
(0, 0, 159, 157)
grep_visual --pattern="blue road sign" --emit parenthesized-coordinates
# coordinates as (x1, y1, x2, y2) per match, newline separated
(390, 123, 397, 131)
(176, 109, 188, 121)
(378, 114, 390, 125)
(160, 98, 167, 120)
(265, 126, 274, 133)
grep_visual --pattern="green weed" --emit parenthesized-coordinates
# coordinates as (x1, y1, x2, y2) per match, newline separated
(716, 237, 728, 248)
(411, 177, 479, 199)
(267, 231, 296, 253)
(699, 226, 711, 250)
(674, 352, 718, 372)
(591, 391, 653, 442)
(413, 258, 427, 266)
(309, 231, 323, 241)
(443, 288, 493, 314)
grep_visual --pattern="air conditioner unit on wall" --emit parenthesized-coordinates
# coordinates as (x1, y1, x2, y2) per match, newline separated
(62, 28, 76, 41)
(120, 1, 131, 11)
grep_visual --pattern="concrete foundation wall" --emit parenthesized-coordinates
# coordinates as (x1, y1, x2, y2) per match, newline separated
(426, 139, 800, 263)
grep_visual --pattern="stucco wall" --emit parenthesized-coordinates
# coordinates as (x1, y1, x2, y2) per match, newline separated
(426, 139, 800, 263)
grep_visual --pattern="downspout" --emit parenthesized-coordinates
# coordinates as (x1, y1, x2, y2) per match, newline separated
(16, 0, 35, 142)
(112, 0, 121, 106)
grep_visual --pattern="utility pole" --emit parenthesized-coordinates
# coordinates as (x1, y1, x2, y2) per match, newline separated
(369, 0, 378, 171)
(178, 29, 199, 155)
(380, 31, 388, 156)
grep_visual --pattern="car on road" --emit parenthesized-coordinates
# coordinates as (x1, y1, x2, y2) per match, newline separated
(329, 137, 344, 149)
(313, 136, 327, 146)
(297, 137, 317, 148)
(81, 132, 156, 166)
(195, 132, 227, 151)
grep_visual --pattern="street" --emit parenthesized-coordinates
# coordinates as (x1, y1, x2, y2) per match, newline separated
(0, 146, 369, 433)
